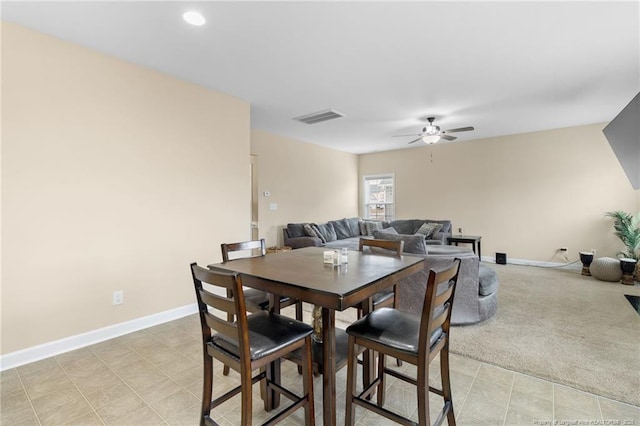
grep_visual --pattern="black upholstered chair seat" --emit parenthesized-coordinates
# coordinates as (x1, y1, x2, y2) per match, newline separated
(243, 288, 291, 311)
(346, 307, 444, 354)
(211, 311, 313, 361)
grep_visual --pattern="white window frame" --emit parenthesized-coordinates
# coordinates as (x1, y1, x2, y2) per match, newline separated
(363, 173, 395, 221)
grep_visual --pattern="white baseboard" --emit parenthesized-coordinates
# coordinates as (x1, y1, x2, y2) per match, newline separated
(481, 256, 582, 271)
(0, 303, 199, 372)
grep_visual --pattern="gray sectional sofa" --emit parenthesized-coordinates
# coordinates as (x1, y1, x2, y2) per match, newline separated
(283, 217, 452, 249)
(282, 217, 498, 324)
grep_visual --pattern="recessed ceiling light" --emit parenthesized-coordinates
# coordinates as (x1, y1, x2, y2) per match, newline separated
(183, 11, 205, 26)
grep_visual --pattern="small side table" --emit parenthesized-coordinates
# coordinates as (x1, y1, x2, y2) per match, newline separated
(447, 235, 482, 260)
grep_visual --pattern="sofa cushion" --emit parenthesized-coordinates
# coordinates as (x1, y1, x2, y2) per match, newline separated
(315, 222, 337, 242)
(331, 218, 352, 240)
(346, 217, 361, 237)
(287, 223, 307, 238)
(372, 230, 427, 254)
(388, 220, 414, 235)
(478, 264, 499, 296)
(415, 222, 443, 239)
(376, 227, 398, 235)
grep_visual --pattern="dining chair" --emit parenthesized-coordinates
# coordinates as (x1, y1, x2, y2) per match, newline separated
(358, 238, 406, 368)
(221, 239, 304, 375)
(357, 238, 405, 316)
(344, 259, 461, 426)
(190, 263, 315, 426)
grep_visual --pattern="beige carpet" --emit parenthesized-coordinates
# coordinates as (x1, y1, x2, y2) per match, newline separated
(449, 263, 640, 407)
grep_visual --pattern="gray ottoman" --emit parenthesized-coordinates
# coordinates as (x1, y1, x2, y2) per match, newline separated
(589, 257, 622, 282)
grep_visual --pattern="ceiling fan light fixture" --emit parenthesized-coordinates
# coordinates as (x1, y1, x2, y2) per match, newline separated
(426, 125, 439, 134)
(422, 135, 441, 144)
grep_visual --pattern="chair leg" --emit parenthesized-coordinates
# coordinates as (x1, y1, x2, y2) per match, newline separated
(377, 353, 386, 406)
(241, 365, 253, 426)
(417, 360, 430, 426)
(440, 346, 456, 426)
(260, 366, 271, 412)
(295, 301, 303, 321)
(345, 335, 358, 426)
(297, 302, 305, 375)
(302, 335, 315, 426)
(201, 351, 213, 424)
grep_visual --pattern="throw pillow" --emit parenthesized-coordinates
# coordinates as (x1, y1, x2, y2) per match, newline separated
(303, 223, 323, 241)
(358, 220, 367, 236)
(371, 230, 428, 255)
(365, 221, 383, 236)
(415, 222, 443, 239)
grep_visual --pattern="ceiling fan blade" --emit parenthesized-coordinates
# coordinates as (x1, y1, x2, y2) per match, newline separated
(407, 137, 423, 144)
(393, 133, 422, 137)
(444, 126, 474, 133)
(440, 135, 457, 141)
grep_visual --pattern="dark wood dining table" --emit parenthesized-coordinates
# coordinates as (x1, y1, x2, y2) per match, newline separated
(208, 246, 425, 426)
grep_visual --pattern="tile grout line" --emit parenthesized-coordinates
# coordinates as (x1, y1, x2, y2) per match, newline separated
(501, 371, 516, 426)
(596, 396, 605, 423)
(14, 367, 43, 426)
(89, 336, 177, 424)
(55, 356, 108, 425)
(552, 382, 556, 422)
(454, 361, 481, 418)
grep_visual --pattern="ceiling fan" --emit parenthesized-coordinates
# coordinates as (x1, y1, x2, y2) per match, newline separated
(394, 117, 475, 144)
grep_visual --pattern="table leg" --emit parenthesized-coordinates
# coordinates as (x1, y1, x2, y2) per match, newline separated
(267, 294, 281, 409)
(322, 308, 336, 426)
(478, 240, 482, 260)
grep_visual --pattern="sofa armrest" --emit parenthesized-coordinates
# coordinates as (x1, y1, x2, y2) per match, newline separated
(282, 228, 322, 249)
(288, 236, 323, 249)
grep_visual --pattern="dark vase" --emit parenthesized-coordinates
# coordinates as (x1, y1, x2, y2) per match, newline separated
(579, 252, 594, 276)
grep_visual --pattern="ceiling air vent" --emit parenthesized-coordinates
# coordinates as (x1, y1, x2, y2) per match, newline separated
(293, 109, 344, 125)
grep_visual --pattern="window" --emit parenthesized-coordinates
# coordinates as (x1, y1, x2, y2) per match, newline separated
(363, 174, 395, 221)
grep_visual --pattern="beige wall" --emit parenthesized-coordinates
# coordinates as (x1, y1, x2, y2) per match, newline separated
(251, 130, 359, 246)
(1, 23, 251, 354)
(359, 124, 639, 262)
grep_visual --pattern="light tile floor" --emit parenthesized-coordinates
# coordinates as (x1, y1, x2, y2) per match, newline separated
(1, 310, 639, 425)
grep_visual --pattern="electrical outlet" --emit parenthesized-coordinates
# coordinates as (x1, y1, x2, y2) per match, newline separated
(113, 290, 124, 305)
(458, 227, 463, 234)
(591, 248, 597, 256)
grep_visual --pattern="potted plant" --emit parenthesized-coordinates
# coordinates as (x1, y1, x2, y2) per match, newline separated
(605, 210, 640, 279)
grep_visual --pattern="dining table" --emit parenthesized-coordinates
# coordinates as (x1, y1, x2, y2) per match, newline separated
(208, 246, 425, 426)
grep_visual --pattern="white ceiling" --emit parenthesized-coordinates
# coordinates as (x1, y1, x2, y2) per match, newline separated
(2, 1, 639, 154)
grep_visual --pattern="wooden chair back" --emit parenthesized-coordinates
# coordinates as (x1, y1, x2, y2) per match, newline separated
(420, 259, 461, 360)
(221, 239, 267, 262)
(359, 238, 404, 256)
(190, 263, 251, 365)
